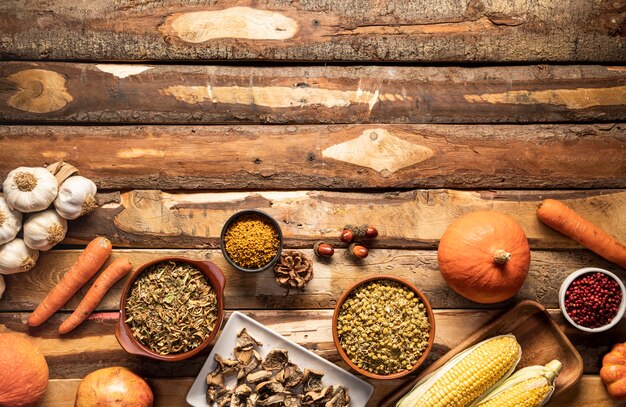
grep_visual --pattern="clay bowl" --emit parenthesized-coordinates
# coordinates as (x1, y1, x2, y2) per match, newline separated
(220, 209, 283, 273)
(332, 275, 436, 380)
(115, 257, 226, 362)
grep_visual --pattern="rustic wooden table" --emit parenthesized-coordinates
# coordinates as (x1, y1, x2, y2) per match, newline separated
(1, 1, 625, 406)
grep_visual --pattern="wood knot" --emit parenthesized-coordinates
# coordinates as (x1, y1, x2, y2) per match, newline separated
(25, 80, 45, 98)
(7, 69, 73, 113)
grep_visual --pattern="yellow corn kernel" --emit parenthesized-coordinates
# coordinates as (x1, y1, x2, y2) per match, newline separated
(473, 359, 562, 407)
(476, 376, 551, 407)
(399, 335, 521, 407)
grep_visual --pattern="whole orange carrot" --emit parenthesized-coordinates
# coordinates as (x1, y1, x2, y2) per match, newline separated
(28, 237, 112, 327)
(59, 257, 132, 334)
(537, 199, 626, 268)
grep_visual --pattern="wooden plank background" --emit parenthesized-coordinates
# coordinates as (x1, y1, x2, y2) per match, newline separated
(1, 124, 625, 190)
(59, 189, 626, 249)
(3, 249, 623, 311)
(38, 376, 613, 407)
(0, 0, 625, 405)
(1, 0, 624, 62)
(1, 63, 625, 124)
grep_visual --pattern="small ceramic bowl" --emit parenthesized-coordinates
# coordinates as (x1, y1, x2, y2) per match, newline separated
(115, 257, 226, 361)
(332, 275, 436, 380)
(559, 267, 626, 333)
(220, 210, 283, 273)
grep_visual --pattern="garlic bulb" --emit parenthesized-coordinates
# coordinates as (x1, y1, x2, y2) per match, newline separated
(0, 274, 4, 299)
(54, 176, 98, 220)
(3, 167, 58, 213)
(0, 196, 22, 245)
(0, 238, 39, 274)
(24, 209, 68, 251)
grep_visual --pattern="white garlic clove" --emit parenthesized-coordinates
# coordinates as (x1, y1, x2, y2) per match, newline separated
(2, 167, 58, 213)
(54, 176, 98, 220)
(0, 238, 39, 274)
(0, 196, 22, 245)
(24, 209, 68, 251)
(0, 274, 4, 299)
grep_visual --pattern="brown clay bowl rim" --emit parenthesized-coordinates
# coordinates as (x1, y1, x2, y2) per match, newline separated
(220, 209, 284, 273)
(332, 274, 436, 380)
(115, 256, 226, 362)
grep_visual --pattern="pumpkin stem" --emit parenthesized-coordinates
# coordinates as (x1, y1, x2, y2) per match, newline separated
(493, 249, 511, 265)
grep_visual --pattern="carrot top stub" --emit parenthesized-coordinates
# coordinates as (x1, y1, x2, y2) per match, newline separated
(28, 236, 112, 327)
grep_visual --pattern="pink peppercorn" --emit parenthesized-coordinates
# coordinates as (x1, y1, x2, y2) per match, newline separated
(564, 272, 622, 328)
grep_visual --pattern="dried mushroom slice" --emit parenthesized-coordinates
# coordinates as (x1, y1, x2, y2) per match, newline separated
(246, 370, 273, 384)
(215, 354, 240, 376)
(237, 349, 262, 381)
(234, 383, 252, 396)
(262, 349, 289, 371)
(302, 369, 325, 392)
(302, 386, 334, 405)
(256, 394, 287, 406)
(236, 328, 262, 351)
(326, 386, 350, 407)
(285, 394, 303, 407)
(215, 388, 233, 407)
(207, 366, 225, 388)
(256, 380, 285, 397)
(275, 362, 304, 389)
(231, 384, 253, 407)
(207, 364, 227, 404)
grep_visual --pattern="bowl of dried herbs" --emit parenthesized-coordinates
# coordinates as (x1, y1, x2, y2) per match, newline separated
(332, 275, 435, 380)
(220, 210, 283, 273)
(115, 257, 225, 362)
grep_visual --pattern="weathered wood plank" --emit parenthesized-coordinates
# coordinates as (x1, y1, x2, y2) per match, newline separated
(40, 376, 619, 407)
(1, 63, 625, 124)
(1, 310, 621, 379)
(59, 189, 626, 249)
(1, 1, 625, 63)
(1, 249, 623, 311)
(1, 124, 624, 190)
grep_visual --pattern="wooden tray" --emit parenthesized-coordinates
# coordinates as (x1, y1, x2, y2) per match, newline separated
(381, 300, 584, 406)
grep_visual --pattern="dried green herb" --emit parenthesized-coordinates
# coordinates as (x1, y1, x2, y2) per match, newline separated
(125, 261, 217, 355)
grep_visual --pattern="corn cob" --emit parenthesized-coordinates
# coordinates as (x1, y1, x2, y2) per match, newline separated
(397, 334, 521, 407)
(472, 359, 562, 407)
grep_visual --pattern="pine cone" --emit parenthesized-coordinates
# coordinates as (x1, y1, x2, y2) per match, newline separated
(273, 250, 314, 289)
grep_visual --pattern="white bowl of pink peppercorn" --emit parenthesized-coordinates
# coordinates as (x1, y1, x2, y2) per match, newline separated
(559, 267, 626, 333)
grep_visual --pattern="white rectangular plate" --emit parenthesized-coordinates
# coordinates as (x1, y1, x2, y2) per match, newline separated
(186, 311, 374, 406)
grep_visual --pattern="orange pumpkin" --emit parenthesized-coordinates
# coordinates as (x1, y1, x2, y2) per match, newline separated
(601, 342, 626, 400)
(0, 333, 49, 407)
(437, 210, 531, 304)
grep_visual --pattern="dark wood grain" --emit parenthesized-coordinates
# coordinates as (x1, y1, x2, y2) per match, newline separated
(1, 1, 625, 62)
(1, 124, 624, 190)
(1, 63, 625, 124)
(39, 376, 618, 407)
(0, 309, 620, 379)
(57, 189, 626, 249)
(1, 249, 623, 311)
